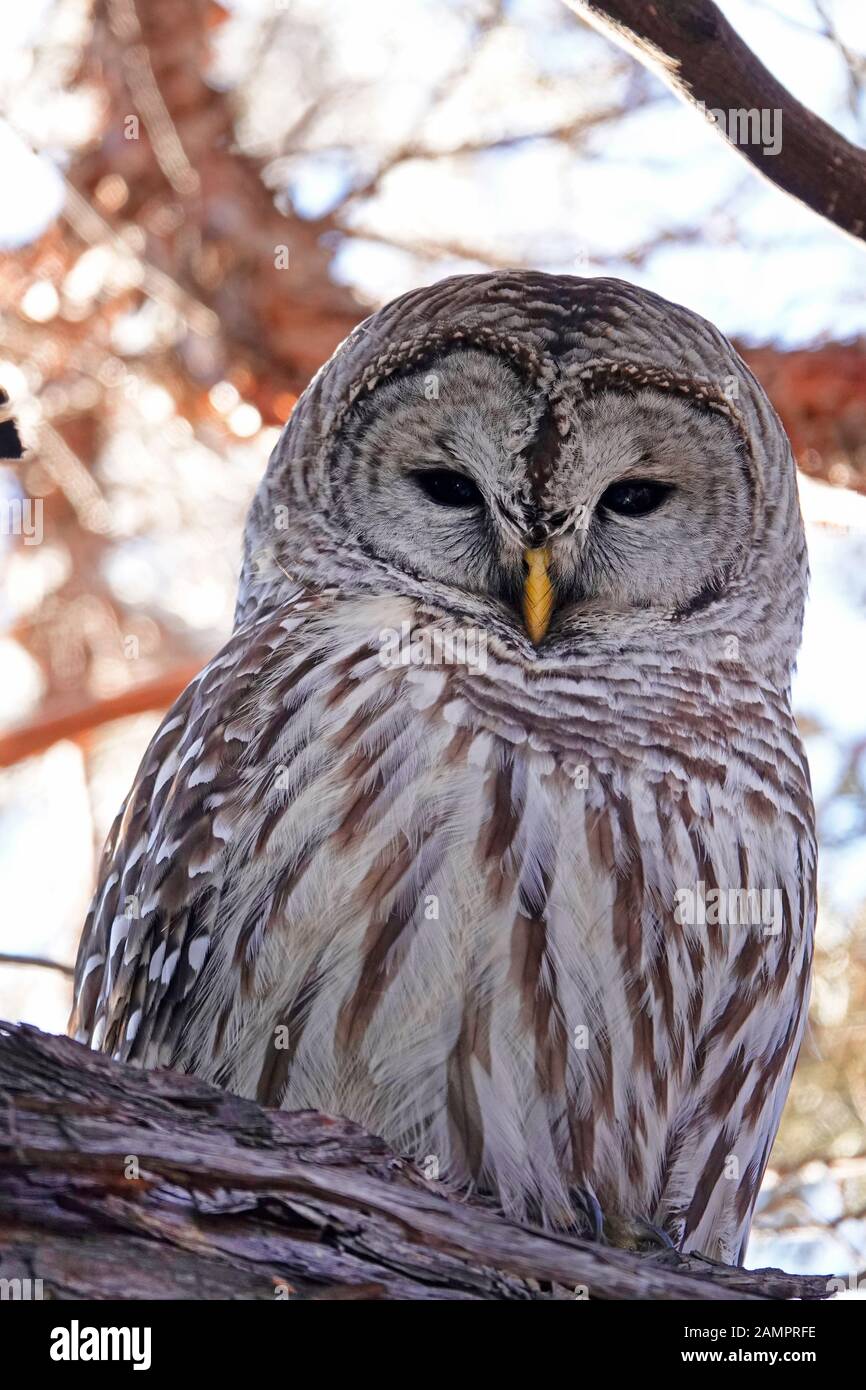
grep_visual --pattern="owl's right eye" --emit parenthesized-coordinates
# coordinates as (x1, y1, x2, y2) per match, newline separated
(411, 469, 484, 509)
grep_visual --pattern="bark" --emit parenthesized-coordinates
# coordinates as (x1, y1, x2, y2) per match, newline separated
(0, 1021, 834, 1302)
(567, 0, 866, 243)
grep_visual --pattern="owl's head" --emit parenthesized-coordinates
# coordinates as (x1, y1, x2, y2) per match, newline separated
(241, 273, 807, 690)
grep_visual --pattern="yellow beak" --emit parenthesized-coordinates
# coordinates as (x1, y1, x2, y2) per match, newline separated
(522, 547, 554, 643)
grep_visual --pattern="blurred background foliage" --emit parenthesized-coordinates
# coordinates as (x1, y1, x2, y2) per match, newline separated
(0, 0, 865, 1281)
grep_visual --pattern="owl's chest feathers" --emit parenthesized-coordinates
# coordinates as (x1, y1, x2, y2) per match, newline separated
(184, 639, 810, 1232)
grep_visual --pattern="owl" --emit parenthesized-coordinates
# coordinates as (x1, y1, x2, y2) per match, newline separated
(70, 272, 815, 1264)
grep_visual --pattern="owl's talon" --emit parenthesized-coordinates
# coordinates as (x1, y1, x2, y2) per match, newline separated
(631, 1218, 676, 1252)
(568, 1184, 605, 1242)
(604, 1213, 676, 1253)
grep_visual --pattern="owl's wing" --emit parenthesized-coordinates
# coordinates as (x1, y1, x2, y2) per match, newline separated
(70, 631, 244, 1063)
(70, 593, 332, 1066)
(652, 793, 817, 1263)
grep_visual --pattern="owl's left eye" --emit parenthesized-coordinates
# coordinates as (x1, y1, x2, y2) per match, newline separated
(411, 469, 483, 509)
(599, 479, 672, 517)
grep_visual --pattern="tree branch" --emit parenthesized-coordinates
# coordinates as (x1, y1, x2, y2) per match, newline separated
(0, 1022, 835, 1301)
(0, 663, 202, 768)
(0, 955, 73, 979)
(566, 0, 866, 242)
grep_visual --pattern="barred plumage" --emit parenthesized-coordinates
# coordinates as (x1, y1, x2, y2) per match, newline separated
(71, 272, 815, 1263)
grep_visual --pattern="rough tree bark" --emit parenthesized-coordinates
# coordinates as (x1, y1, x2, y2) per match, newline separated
(567, 0, 866, 243)
(0, 1022, 834, 1301)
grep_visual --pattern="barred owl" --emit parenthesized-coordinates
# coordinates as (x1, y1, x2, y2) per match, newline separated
(71, 273, 815, 1264)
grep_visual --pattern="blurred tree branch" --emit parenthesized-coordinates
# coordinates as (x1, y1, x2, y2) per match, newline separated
(0, 956, 73, 979)
(0, 663, 201, 768)
(82, 0, 364, 391)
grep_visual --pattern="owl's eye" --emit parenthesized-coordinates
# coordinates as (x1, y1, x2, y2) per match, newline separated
(411, 468, 483, 509)
(599, 480, 672, 517)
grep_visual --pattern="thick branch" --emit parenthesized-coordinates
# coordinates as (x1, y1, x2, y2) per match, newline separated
(0, 1022, 834, 1301)
(567, 0, 866, 242)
